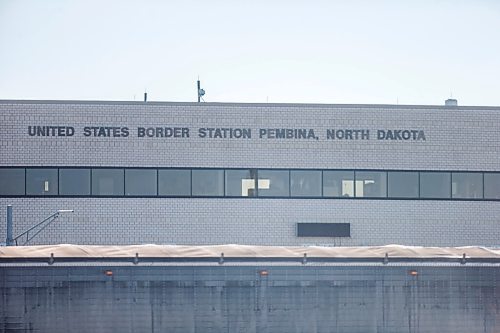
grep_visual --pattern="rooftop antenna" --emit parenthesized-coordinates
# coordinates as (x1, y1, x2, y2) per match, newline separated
(197, 78, 205, 102)
(144, 91, 148, 102)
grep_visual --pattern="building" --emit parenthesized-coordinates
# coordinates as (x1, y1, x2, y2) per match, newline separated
(1, 99, 499, 246)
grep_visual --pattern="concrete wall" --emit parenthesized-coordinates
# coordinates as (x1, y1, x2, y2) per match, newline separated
(1, 100, 500, 246)
(1, 263, 499, 333)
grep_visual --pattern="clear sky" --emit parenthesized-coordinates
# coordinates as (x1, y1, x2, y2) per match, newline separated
(1, 0, 500, 106)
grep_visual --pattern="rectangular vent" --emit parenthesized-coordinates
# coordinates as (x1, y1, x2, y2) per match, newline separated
(297, 223, 350, 237)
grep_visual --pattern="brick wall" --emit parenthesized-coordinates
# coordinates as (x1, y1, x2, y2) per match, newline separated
(1, 100, 499, 246)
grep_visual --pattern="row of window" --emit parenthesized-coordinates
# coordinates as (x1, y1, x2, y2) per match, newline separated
(0, 167, 499, 200)
(0, 168, 500, 199)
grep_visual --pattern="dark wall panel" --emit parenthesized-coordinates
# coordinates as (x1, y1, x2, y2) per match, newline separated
(297, 223, 351, 237)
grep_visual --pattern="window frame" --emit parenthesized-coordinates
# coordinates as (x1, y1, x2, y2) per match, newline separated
(322, 170, 355, 198)
(354, 170, 388, 198)
(225, 169, 257, 197)
(257, 169, 290, 197)
(451, 172, 483, 199)
(1, 166, 499, 201)
(125, 168, 158, 196)
(158, 168, 192, 197)
(290, 169, 323, 198)
(191, 168, 225, 197)
(91, 168, 125, 196)
(59, 168, 91, 196)
(484, 172, 500, 200)
(387, 171, 419, 199)
(419, 171, 452, 199)
(25, 167, 59, 196)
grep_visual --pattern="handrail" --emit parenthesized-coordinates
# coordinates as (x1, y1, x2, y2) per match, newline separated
(13, 210, 73, 246)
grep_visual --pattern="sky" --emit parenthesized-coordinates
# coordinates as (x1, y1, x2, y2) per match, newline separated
(1, 0, 500, 106)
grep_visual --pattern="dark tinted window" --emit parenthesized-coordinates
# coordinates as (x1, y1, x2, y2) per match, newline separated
(355, 171, 387, 198)
(158, 169, 191, 196)
(258, 170, 289, 197)
(92, 169, 124, 195)
(59, 169, 90, 195)
(290, 170, 321, 197)
(297, 223, 350, 237)
(388, 171, 419, 198)
(225, 169, 256, 197)
(420, 172, 451, 198)
(26, 168, 58, 195)
(484, 173, 500, 199)
(0, 168, 25, 195)
(323, 171, 354, 197)
(125, 169, 157, 196)
(6, 167, 499, 201)
(192, 169, 224, 196)
(452, 173, 483, 199)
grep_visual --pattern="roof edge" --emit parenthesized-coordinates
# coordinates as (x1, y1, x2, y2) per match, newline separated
(0, 99, 499, 110)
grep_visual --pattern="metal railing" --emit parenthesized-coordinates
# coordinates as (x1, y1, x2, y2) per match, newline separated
(12, 209, 74, 246)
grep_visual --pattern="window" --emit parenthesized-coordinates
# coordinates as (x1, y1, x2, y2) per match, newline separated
(158, 169, 191, 196)
(452, 173, 483, 199)
(484, 173, 500, 199)
(192, 169, 224, 196)
(59, 168, 90, 196)
(420, 172, 451, 198)
(323, 171, 354, 197)
(0, 168, 25, 195)
(290, 170, 321, 197)
(388, 171, 419, 198)
(92, 169, 124, 195)
(26, 168, 58, 195)
(355, 171, 386, 198)
(258, 170, 289, 197)
(225, 169, 256, 197)
(125, 169, 157, 196)
(4, 167, 500, 201)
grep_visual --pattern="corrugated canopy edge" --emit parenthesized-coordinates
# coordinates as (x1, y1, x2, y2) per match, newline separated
(1, 244, 500, 259)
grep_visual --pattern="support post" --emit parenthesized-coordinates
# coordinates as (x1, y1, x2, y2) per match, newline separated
(197, 80, 201, 102)
(6, 205, 13, 246)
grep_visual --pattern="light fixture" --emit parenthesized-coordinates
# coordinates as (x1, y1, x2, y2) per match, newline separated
(259, 270, 269, 276)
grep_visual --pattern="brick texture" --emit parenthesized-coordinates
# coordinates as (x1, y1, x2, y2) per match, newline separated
(1, 101, 499, 246)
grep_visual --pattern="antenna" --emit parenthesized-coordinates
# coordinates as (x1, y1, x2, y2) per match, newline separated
(197, 79, 205, 102)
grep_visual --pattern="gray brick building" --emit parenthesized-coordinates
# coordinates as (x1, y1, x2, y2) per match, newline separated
(1, 99, 499, 246)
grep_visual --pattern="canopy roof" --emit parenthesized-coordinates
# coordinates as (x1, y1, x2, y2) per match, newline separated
(1, 244, 500, 259)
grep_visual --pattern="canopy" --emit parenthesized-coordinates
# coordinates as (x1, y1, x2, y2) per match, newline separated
(1, 244, 499, 259)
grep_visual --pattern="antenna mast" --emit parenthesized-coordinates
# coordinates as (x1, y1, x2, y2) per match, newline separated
(197, 79, 205, 102)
